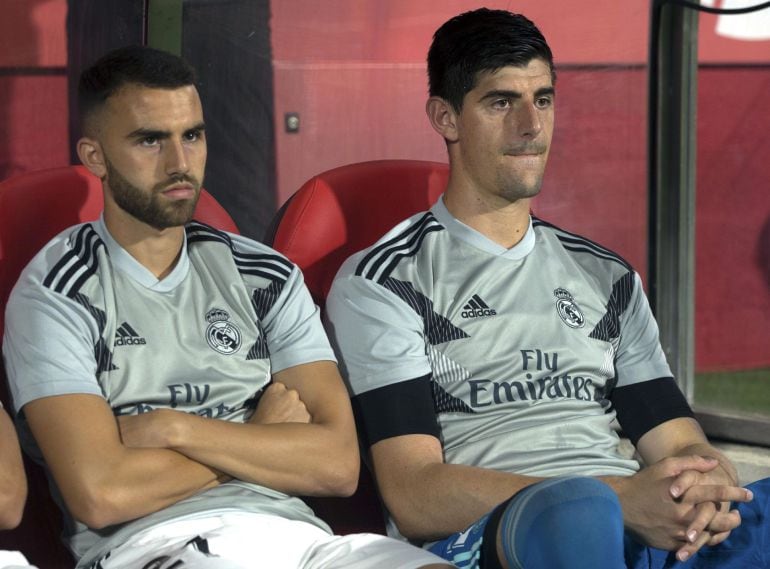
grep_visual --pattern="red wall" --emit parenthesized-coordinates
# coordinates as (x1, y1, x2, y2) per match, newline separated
(270, 1, 770, 372)
(0, 1, 767, 372)
(696, 68, 770, 371)
(0, 0, 69, 180)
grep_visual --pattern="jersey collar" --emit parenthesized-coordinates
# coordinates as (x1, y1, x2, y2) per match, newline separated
(93, 215, 191, 291)
(431, 195, 536, 260)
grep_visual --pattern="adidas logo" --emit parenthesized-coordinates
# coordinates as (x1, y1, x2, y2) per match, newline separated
(115, 322, 147, 346)
(461, 294, 497, 319)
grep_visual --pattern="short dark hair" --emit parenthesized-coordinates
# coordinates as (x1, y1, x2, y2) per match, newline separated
(427, 8, 555, 111)
(78, 45, 197, 130)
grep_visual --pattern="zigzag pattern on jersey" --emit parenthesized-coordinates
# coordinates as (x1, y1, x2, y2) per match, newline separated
(589, 271, 635, 344)
(251, 280, 286, 320)
(246, 321, 269, 361)
(72, 293, 117, 374)
(432, 381, 475, 414)
(355, 212, 444, 284)
(532, 216, 632, 271)
(249, 281, 284, 360)
(381, 278, 468, 345)
(40, 225, 117, 374)
(246, 265, 290, 360)
(381, 277, 473, 414)
(186, 222, 294, 361)
(427, 345, 475, 414)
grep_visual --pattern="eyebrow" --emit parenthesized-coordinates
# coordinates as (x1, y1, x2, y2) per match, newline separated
(479, 86, 556, 103)
(126, 122, 206, 140)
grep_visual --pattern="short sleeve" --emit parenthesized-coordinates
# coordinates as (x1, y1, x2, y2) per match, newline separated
(325, 270, 432, 396)
(261, 266, 337, 373)
(3, 281, 103, 412)
(614, 272, 673, 387)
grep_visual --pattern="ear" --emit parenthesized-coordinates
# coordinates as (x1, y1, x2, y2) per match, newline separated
(76, 137, 107, 179)
(426, 96, 459, 143)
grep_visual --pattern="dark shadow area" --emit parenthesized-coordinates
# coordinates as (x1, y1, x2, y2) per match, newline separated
(67, 0, 145, 162)
(758, 214, 770, 291)
(181, 0, 276, 241)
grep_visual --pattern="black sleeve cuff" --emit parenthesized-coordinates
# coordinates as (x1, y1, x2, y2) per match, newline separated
(351, 374, 440, 449)
(610, 377, 694, 445)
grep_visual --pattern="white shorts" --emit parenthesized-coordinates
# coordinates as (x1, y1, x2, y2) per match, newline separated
(84, 512, 451, 569)
(0, 550, 38, 569)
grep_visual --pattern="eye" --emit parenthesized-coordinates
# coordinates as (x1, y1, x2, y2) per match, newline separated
(535, 96, 553, 109)
(140, 136, 159, 147)
(491, 98, 511, 110)
(184, 129, 203, 142)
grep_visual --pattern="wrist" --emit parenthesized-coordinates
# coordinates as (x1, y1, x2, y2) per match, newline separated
(600, 474, 639, 531)
(161, 409, 191, 448)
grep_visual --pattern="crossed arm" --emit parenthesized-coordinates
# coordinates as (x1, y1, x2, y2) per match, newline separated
(370, 416, 751, 561)
(24, 360, 358, 529)
(0, 406, 26, 529)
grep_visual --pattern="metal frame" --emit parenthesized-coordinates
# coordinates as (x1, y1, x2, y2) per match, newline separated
(648, 0, 698, 400)
(649, 0, 770, 447)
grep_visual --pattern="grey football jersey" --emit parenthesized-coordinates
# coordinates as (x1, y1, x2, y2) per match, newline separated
(327, 197, 673, 482)
(3, 217, 335, 565)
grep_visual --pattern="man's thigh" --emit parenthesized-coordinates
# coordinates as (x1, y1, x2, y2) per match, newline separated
(89, 512, 447, 569)
(305, 533, 450, 569)
(88, 512, 329, 569)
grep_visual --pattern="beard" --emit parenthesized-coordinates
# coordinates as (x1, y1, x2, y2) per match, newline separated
(496, 144, 547, 202)
(496, 173, 544, 202)
(104, 157, 202, 230)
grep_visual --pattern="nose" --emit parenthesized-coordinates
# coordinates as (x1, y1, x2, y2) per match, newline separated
(164, 138, 190, 176)
(514, 102, 543, 138)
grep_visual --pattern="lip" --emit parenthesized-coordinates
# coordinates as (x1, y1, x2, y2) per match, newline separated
(505, 152, 544, 161)
(161, 184, 196, 200)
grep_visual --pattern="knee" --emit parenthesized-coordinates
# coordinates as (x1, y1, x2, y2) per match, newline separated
(516, 476, 622, 526)
(499, 477, 624, 546)
(498, 478, 624, 568)
(557, 476, 621, 511)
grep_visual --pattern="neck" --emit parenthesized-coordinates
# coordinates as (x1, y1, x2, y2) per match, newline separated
(443, 181, 532, 249)
(103, 206, 185, 279)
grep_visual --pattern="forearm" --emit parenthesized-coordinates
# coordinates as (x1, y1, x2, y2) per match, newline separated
(0, 410, 27, 529)
(25, 394, 223, 529)
(166, 414, 358, 496)
(385, 459, 544, 541)
(0, 466, 26, 530)
(64, 446, 222, 528)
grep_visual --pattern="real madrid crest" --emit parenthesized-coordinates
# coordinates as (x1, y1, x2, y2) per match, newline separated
(205, 308, 242, 355)
(553, 288, 585, 329)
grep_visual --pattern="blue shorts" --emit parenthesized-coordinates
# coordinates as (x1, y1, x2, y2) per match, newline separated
(427, 501, 505, 569)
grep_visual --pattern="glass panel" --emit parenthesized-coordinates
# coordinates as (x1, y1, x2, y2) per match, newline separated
(693, 7, 770, 419)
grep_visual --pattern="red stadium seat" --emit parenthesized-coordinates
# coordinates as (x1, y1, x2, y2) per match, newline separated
(0, 165, 238, 567)
(266, 159, 449, 534)
(268, 159, 448, 308)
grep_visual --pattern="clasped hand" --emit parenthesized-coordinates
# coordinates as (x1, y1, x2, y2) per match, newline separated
(619, 455, 753, 562)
